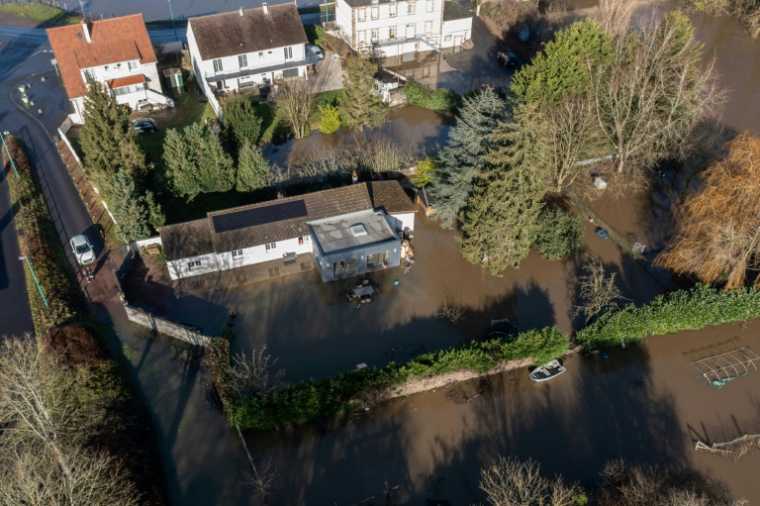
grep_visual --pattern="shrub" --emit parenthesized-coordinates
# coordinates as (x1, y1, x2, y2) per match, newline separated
(403, 81, 460, 111)
(318, 103, 341, 134)
(534, 207, 584, 261)
(304, 24, 325, 46)
(212, 327, 571, 430)
(415, 156, 438, 188)
(577, 284, 760, 348)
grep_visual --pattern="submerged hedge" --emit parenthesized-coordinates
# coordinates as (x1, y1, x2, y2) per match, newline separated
(403, 81, 460, 111)
(577, 284, 760, 348)
(210, 326, 570, 431)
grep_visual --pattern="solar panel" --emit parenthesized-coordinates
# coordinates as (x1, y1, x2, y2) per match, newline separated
(212, 199, 308, 233)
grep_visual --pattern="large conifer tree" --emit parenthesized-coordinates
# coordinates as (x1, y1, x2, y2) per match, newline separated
(236, 141, 270, 192)
(340, 56, 388, 132)
(431, 88, 505, 229)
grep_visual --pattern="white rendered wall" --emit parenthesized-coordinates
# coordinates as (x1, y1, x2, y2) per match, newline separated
(167, 252, 220, 280)
(216, 235, 314, 271)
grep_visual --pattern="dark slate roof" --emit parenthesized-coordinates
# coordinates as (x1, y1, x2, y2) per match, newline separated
(188, 4, 308, 61)
(368, 180, 417, 214)
(211, 184, 373, 252)
(161, 219, 215, 261)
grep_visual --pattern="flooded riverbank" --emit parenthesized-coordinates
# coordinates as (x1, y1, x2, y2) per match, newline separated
(105, 2, 760, 505)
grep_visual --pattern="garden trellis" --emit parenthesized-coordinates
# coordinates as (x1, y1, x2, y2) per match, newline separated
(688, 339, 760, 388)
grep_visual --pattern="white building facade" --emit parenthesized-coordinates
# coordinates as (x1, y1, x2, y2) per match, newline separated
(47, 15, 171, 124)
(334, 0, 473, 55)
(187, 3, 315, 109)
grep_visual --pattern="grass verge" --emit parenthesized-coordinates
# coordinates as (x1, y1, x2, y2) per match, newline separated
(0, 3, 80, 24)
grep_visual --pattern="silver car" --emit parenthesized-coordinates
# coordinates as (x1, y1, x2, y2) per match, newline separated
(70, 234, 95, 265)
(307, 44, 324, 61)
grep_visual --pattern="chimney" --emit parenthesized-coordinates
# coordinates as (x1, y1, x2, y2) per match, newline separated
(81, 20, 92, 43)
(239, 6, 244, 16)
(262, 2, 268, 14)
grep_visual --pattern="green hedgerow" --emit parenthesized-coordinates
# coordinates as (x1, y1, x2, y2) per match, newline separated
(403, 81, 460, 111)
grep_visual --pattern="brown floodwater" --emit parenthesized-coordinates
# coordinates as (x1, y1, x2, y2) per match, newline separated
(109, 4, 760, 506)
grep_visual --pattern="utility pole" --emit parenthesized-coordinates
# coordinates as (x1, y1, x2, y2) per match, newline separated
(0, 131, 19, 178)
(167, 0, 179, 42)
(20, 256, 49, 307)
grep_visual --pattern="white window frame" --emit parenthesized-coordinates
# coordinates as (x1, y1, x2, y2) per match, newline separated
(426, 0, 433, 13)
(128, 60, 138, 70)
(239, 54, 248, 68)
(187, 259, 203, 270)
(232, 249, 244, 259)
(424, 20, 433, 33)
(444, 34, 452, 41)
(389, 26, 397, 39)
(358, 8, 366, 21)
(371, 29, 378, 41)
(408, 2, 415, 15)
(284, 46, 293, 60)
(371, 6, 379, 19)
(389, 3, 397, 17)
(265, 242, 277, 251)
(213, 58, 223, 73)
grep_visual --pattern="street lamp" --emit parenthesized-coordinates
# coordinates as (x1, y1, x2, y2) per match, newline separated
(167, 0, 179, 42)
(0, 131, 19, 178)
(19, 256, 49, 307)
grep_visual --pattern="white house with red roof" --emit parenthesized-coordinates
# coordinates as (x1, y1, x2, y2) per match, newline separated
(47, 15, 171, 124)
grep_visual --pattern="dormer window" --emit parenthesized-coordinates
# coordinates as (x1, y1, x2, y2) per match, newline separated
(104, 65, 109, 71)
(128, 61, 138, 70)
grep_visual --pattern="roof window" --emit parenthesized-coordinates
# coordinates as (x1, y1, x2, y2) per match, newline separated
(350, 224, 368, 237)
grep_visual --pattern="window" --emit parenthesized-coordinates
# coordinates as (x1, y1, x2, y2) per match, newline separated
(444, 34, 452, 41)
(128, 60, 137, 70)
(371, 6, 379, 19)
(425, 20, 433, 33)
(187, 259, 202, 270)
(268, 50, 272, 54)
(259, 51, 264, 57)
(238, 54, 248, 68)
(83, 69, 96, 83)
(299, 236, 309, 245)
(406, 23, 416, 37)
(426, 0, 433, 12)
(389, 26, 397, 39)
(232, 249, 243, 258)
(284, 46, 292, 60)
(358, 8, 365, 21)
(265, 242, 277, 251)
(213, 59, 223, 73)
(408, 1, 415, 14)
(116, 63, 122, 69)
(389, 4, 397, 16)
(104, 65, 109, 71)
(371, 29, 378, 41)
(269, 266, 280, 277)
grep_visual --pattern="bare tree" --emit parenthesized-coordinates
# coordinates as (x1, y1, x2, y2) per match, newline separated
(656, 133, 760, 288)
(517, 96, 599, 192)
(358, 136, 413, 175)
(232, 346, 286, 397)
(593, 0, 634, 36)
(588, 11, 725, 175)
(573, 257, 625, 323)
(273, 78, 318, 140)
(479, 456, 578, 506)
(244, 456, 278, 506)
(437, 299, 466, 325)
(0, 336, 139, 506)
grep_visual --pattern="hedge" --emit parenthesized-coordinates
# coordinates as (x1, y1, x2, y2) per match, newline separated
(576, 284, 760, 348)
(403, 81, 460, 111)
(209, 327, 570, 431)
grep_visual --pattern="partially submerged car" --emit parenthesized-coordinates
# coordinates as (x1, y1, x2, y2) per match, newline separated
(70, 234, 95, 265)
(132, 118, 157, 134)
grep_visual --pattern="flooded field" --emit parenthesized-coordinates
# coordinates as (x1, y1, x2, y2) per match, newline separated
(106, 2, 760, 505)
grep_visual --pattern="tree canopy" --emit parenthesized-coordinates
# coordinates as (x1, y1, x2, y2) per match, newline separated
(236, 141, 270, 192)
(340, 56, 388, 132)
(107, 170, 164, 242)
(431, 88, 505, 228)
(222, 97, 262, 151)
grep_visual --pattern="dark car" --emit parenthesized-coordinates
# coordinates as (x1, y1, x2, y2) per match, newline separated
(132, 118, 157, 134)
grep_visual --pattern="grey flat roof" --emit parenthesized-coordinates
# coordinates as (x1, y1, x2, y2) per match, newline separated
(308, 210, 398, 254)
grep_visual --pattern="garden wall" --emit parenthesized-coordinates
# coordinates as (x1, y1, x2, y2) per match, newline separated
(123, 304, 211, 347)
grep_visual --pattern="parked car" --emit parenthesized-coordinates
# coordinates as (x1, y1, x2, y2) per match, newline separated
(70, 234, 95, 265)
(307, 43, 325, 60)
(132, 118, 157, 134)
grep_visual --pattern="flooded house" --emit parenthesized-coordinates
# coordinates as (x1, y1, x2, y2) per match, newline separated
(160, 181, 417, 281)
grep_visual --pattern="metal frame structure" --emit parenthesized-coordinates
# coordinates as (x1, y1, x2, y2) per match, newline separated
(689, 343, 760, 388)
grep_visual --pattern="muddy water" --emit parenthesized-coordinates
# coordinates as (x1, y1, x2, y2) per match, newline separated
(107, 4, 760, 506)
(263, 106, 454, 169)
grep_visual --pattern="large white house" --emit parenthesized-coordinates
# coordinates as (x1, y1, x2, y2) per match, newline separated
(47, 15, 171, 124)
(160, 181, 417, 282)
(187, 3, 315, 102)
(334, 0, 473, 55)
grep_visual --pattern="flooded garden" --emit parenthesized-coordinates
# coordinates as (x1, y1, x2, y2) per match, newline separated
(105, 1, 760, 505)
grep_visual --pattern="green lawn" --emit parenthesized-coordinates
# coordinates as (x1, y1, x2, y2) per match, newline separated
(0, 4, 80, 24)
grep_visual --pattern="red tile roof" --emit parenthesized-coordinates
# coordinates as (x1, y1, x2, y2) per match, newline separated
(46, 14, 157, 100)
(108, 74, 146, 89)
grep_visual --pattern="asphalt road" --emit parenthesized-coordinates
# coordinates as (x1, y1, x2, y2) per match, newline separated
(0, 21, 161, 336)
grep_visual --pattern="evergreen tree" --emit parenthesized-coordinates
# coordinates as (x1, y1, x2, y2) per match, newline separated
(108, 171, 151, 242)
(431, 88, 505, 228)
(459, 164, 544, 275)
(236, 141, 270, 192)
(318, 103, 341, 134)
(340, 56, 388, 132)
(534, 207, 584, 261)
(223, 97, 262, 151)
(164, 124, 235, 199)
(79, 82, 145, 180)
